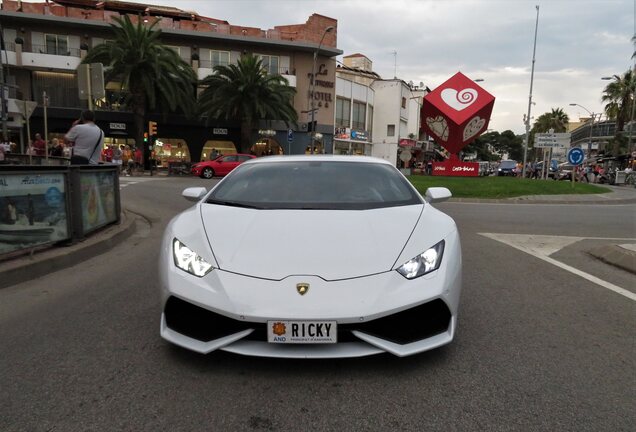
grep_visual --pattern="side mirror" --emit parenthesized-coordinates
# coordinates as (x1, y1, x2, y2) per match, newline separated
(216, 158, 223, 163)
(424, 187, 452, 203)
(182, 187, 207, 202)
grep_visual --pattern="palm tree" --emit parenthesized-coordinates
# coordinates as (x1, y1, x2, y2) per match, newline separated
(602, 69, 634, 134)
(198, 54, 297, 153)
(532, 108, 570, 133)
(82, 15, 196, 158)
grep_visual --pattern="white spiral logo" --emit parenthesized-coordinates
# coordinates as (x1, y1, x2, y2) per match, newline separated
(457, 89, 478, 104)
(441, 88, 479, 111)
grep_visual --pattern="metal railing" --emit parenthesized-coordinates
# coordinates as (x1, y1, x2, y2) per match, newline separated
(26, 44, 81, 57)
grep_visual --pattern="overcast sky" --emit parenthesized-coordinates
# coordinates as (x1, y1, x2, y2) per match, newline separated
(133, 0, 633, 134)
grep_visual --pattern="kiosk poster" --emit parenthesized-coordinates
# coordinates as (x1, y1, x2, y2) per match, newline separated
(0, 173, 70, 254)
(80, 171, 117, 234)
(420, 72, 495, 176)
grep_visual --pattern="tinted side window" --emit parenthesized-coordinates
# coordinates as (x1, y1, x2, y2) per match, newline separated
(223, 155, 238, 162)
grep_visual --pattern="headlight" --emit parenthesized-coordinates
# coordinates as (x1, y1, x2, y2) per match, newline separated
(172, 238, 213, 277)
(397, 240, 445, 279)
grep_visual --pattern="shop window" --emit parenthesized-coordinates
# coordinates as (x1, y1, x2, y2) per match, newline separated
(201, 140, 237, 161)
(352, 101, 366, 131)
(336, 98, 351, 128)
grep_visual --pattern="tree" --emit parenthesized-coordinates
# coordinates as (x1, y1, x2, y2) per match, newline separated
(602, 69, 634, 134)
(532, 108, 570, 134)
(82, 15, 196, 160)
(465, 130, 523, 161)
(198, 54, 298, 153)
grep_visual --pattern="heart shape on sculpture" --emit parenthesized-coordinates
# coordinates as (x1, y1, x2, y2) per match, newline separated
(441, 88, 478, 111)
(463, 116, 486, 142)
(426, 116, 449, 142)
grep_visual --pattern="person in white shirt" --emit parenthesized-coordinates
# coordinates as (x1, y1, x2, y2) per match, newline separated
(65, 110, 104, 165)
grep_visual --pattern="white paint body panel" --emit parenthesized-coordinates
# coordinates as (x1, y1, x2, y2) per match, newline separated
(159, 156, 462, 358)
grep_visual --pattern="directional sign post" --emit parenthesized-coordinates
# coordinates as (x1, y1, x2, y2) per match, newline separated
(567, 147, 585, 186)
(567, 147, 585, 165)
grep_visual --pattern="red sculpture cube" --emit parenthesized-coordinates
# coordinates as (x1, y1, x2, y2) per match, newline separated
(420, 72, 495, 156)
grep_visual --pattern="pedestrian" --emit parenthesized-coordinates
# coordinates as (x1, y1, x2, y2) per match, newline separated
(210, 148, 219, 161)
(64, 110, 104, 165)
(32, 133, 46, 156)
(113, 144, 123, 173)
(134, 147, 143, 172)
(50, 138, 63, 157)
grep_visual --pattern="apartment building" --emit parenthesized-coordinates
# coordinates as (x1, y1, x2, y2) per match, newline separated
(0, 0, 341, 163)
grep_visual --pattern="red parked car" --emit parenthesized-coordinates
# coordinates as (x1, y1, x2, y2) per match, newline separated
(191, 154, 256, 179)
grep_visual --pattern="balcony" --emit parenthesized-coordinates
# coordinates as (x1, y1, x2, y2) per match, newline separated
(195, 64, 296, 87)
(7, 43, 81, 71)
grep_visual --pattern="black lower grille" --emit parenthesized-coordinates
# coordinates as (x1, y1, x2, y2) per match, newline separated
(164, 296, 250, 342)
(164, 296, 451, 345)
(343, 299, 451, 345)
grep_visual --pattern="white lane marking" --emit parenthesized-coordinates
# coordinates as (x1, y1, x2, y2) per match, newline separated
(480, 233, 636, 302)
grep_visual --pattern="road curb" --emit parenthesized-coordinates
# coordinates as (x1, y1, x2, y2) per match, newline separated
(588, 244, 636, 275)
(0, 210, 138, 289)
(448, 196, 636, 205)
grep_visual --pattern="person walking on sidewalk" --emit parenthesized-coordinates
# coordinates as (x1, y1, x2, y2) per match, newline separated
(65, 110, 104, 165)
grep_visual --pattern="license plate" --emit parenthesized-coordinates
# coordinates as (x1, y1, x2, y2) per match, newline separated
(267, 320, 337, 344)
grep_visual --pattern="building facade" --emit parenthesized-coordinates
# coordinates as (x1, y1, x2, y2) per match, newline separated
(0, 0, 341, 164)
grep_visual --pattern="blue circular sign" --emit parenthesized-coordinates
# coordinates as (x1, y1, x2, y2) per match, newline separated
(567, 147, 585, 165)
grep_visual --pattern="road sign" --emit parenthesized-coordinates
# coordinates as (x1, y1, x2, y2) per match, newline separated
(535, 132, 570, 148)
(287, 129, 293, 143)
(567, 147, 585, 165)
(78, 63, 105, 100)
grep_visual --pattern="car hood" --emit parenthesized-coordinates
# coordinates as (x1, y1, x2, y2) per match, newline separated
(200, 204, 424, 281)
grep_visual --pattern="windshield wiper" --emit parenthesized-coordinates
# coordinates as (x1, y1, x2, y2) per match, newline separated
(206, 200, 262, 209)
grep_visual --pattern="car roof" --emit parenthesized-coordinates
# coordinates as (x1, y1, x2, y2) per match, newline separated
(244, 155, 393, 165)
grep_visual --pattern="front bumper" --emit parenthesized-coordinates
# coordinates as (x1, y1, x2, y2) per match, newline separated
(160, 295, 456, 358)
(158, 229, 462, 358)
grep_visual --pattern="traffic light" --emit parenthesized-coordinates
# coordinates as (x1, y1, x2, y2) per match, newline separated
(148, 121, 157, 136)
(143, 132, 149, 143)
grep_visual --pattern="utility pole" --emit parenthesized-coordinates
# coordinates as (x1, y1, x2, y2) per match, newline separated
(522, 5, 540, 179)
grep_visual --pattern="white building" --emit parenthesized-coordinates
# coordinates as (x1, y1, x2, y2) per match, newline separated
(333, 54, 378, 156)
(334, 53, 428, 167)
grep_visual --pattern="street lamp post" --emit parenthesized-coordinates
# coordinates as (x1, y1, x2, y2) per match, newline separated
(570, 103, 599, 158)
(309, 25, 334, 154)
(522, 5, 540, 179)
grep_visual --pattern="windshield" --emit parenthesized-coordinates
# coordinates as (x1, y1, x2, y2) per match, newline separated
(206, 160, 423, 210)
(500, 161, 517, 169)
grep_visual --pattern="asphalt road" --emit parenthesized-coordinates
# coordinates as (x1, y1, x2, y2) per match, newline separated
(1, 176, 634, 432)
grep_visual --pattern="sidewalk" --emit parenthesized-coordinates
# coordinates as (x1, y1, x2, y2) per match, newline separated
(1, 185, 635, 289)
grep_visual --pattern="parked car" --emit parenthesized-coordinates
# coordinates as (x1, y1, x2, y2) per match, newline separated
(555, 163, 575, 181)
(497, 160, 518, 176)
(191, 154, 256, 179)
(160, 156, 462, 358)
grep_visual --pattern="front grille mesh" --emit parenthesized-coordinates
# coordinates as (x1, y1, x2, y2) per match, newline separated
(164, 296, 451, 345)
